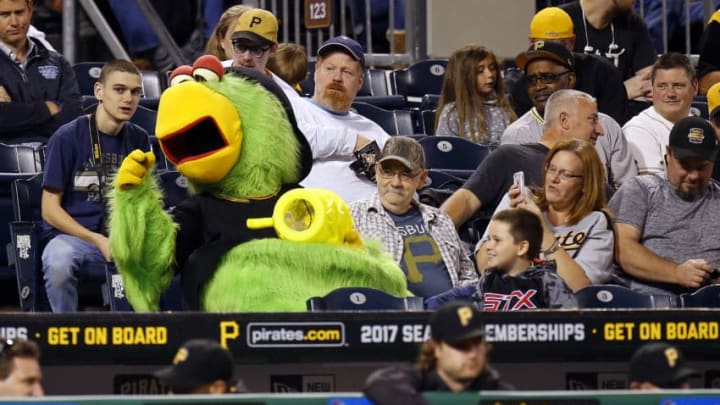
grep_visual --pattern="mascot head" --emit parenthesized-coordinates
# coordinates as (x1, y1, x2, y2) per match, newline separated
(157, 55, 312, 198)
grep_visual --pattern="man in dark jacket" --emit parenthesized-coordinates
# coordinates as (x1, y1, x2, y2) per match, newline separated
(363, 302, 511, 404)
(0, 0, 82, 143)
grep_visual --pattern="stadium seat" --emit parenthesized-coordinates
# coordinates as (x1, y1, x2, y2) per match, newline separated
(420, 109, 436, 135)
(358, 68, 392, 97)
(351, 102, 414, 135)
(690, 96, 709, 119)
(158, 170, 189, 211)
(679, 284, 720, 308)
(575, 285, 677, 309)
(148, 136, 174, 173)
(8, 175, 129, 311)
(141, 70, 164, 99)
(418, 136, 490, 173)
(299, 60, 316, 96)
(72, 61, 104, 96)
(130, 105, 158, 134)
(307, 287, 424, 311)
(390, 59, 448, 104)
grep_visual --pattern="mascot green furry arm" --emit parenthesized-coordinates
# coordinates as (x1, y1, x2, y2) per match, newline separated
(108, 56, 408, 312)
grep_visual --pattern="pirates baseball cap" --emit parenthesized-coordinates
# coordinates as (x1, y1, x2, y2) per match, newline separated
(232, 8, 278, 47)
(154, 339, 234, 392)
(430, 302, 485, 344)
(530, 7, 575, 40)
(318, 36, 365, 68)
(708, 81, 720, 120)
(669, 116, 718, 161)
(629, 342, 699, 387)
(377, 136, 426, 171)
(516, 40, 575, 73)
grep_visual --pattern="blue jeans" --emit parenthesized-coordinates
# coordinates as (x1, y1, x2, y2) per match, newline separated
(42, 234, 107, 312)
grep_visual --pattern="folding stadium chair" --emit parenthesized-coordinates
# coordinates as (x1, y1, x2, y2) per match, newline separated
(390, 59, 448, 104)
(130, 105, 158, 134)
(72, 61, 104, 96)
(8, 175, 129, 311)
(306, 287, 424, 311)
(418, 136, 490, 175)
(358, 68, 392, 97)
(679, 285, 720, 308)
(141, 70, 164, 99)
(575, 285, 677, 309)
(420, 109, 436, 135)
(351, 102, 415, 135)
(157, 171, 189, 211)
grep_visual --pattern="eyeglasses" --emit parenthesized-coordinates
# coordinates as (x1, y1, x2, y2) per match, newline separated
(232, 42, 270, 58)
(545, 163, 583, 181)
(376, 164, 422, 182)
(526, 71, 571, 86)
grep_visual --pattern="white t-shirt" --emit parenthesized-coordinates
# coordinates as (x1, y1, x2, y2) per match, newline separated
(290, 97, 390, 203)
(623, 106, 677, 174)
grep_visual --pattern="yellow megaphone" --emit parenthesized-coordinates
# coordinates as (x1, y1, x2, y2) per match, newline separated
(246, 188, 363, 248)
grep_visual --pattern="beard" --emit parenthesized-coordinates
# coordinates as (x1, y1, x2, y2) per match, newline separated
(675, 183, 707, 201)
(321, 84, 352, 111)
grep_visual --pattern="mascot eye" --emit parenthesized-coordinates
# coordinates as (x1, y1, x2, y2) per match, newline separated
(168, 65, 194, 87)
(192, 55, 224, 82)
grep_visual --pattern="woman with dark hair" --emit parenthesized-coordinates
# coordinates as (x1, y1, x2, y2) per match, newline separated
(435, 44, 516, 146)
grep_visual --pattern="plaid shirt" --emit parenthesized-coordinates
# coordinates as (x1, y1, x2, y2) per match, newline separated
(350, 193, 478, 287)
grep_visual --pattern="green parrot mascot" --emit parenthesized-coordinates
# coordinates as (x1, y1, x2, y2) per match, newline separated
(108, 55, 407, 312)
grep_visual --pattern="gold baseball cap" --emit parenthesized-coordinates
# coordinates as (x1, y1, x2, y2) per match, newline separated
(232, 8, 278, 47)
(708, 81, 720, 120)
(530, 7, 575, 40)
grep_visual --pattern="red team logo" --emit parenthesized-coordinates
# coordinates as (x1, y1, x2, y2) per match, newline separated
(483, 290, 538, 311)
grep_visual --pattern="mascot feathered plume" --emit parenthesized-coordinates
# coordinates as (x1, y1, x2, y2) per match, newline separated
(108, 55, 406, 312)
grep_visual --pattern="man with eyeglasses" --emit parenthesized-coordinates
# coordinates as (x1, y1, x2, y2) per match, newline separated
(0, 339, 43, 397)
(364, 302, 510, 404)
(290, 36, 390, 203)
(229, 8, 299, 100)
(350, 136, 477, 298)
(509, 7, 630, 125)
(442, 89, 603, 233)
(610, 116, 720, 297)
(502, 40, 637, 190)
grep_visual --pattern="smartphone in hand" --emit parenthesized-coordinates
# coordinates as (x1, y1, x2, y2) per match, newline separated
(513, 171, 525, 196)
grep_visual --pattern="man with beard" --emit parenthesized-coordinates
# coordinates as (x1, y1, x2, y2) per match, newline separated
(350, 136, 477, 299)
(363, 302, 511, 405)
(610, 116, 720, 298)
(291, 36, 390, 203)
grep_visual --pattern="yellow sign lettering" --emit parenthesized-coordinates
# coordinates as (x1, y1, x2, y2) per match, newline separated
(603, 322, 634, 341)
(47, 327, 80, 345)
(111, 327, 167, 345)
(83, 327, 108, 345)
(219, 321, 240, 348)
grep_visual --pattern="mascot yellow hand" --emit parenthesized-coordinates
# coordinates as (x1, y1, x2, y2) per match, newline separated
(117, 150, 156, 189)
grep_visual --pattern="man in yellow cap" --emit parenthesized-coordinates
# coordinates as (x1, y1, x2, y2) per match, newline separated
(510, 7, 630, 125)
(229, 8, 299, 100)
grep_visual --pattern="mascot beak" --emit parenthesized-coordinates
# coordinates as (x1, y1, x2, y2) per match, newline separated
(156, 81, 243, 183)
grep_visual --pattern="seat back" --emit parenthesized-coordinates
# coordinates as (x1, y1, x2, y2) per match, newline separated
(0, 143, 42, 175)
(679, 284, 720, 308)
(418, 136, 490, 172)
(149, 135, 173, 172)
(359, 68, 392, 97)
(351, 102, 414, 135)
(130, 105, 158, 134)
(72, 62, 104, 96)
(421, 109, 436, 135)
(141, 70, 164, 99)
(690, 96, 709, 119)
(390, 59, 448, 103)
(575, 285, 676, 309)
(307, 287, 424, 311)
(158, 171, 189, 210)
(11, 174, 43, 222)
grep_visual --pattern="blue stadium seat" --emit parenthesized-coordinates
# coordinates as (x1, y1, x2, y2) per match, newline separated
(141, 70, 164, 99)
(679, 285, 720, 308)
(691, 96, 709, 119)
(575, 285, 677, 309)
(420, 109, 436, 135)
(307, 287, 424, 311)
(8, 175, 129, 311)
(158, 171, 189, 211)
(72, 61, 104, 96)
(418, 136, 490, 173)
(299, 61, 316, 96)
(358, 68, 392, 97)
(351, 102, 414, 135)
(130, 105, 158, 134)
(390, 59, 448, 104)
(423, 169, 465, 190)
